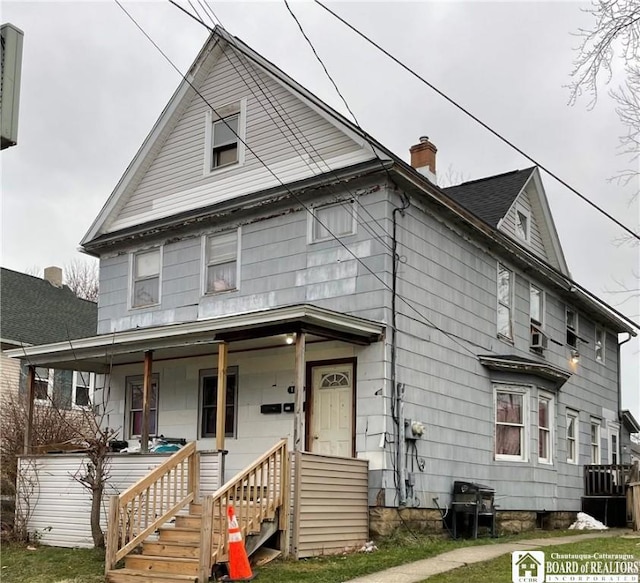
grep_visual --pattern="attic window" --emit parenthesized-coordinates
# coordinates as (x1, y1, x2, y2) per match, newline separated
(515, 207, 530, 242)
(205, 99, 246, 174)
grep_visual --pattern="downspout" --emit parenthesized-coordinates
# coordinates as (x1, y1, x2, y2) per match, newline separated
(392, 190, 410, 506)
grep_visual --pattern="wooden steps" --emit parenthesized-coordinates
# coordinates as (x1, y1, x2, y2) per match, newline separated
(107, 568, 198, 583)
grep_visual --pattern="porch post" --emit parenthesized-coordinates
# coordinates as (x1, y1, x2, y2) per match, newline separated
(23, 365, 36, 455)
(141, 350, 153, 453)
(293, 332, 306, 452)
(215, 342, 228, 452)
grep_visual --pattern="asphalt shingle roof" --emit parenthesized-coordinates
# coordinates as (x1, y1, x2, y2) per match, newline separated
(0, 268, 97, 346)
(443, 167, 536, 227)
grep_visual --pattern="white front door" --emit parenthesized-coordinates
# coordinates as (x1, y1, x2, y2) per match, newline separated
(310, 363, 353, 457)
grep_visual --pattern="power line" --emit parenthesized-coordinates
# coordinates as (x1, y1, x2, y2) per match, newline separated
(115, 0, 483, 359)
(314, 0, 640, 243)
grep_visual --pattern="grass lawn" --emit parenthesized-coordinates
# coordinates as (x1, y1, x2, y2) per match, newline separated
(423, 536, 640, 583)
(1, 531, 634, 583)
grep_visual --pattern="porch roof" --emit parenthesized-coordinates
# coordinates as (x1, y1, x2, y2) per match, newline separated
(5, 304, 385, 373)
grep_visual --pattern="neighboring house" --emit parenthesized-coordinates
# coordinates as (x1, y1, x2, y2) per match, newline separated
(0, 267, 98, 408)
(9, 26, 639, 576)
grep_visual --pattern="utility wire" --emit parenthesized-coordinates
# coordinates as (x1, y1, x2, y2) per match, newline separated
(314, 0, 640, 243)
(116, 0, 483, 358)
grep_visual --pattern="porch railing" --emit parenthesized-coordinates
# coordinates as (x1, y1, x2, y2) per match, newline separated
(104, 442, 199, 573)
(198, 439, 289, 581)
(584, 464, 633, 497)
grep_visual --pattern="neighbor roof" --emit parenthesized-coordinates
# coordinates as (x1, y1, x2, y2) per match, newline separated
(0, 268, 97, 346)
(444, 167, 535, 227)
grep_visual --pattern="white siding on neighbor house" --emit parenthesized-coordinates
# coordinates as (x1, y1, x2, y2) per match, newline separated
(500, 186, 548, 261)
(1, 351, 21, 398)
(106, 46, 374, 233)
(18, 451, 220, 548)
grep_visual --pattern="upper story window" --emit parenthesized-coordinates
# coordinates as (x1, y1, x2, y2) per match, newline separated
(127, 374, 159, 438)
(595, 326, 605, 363)
(310, 201, 356, 243)
(530, 284, 544, 326)
(566, 308, 578, 348)
(204, 99, 246, 174)
(495, 386, 528, 461)
(590, 418, 601, 464)
(566, 409, 579, 464)
(497, 263, 513, 340)
(204, 230, 239, 294)
(132, 248, 161, 308)
(538, 392, 553, 464)
(515, 206, 530, 243)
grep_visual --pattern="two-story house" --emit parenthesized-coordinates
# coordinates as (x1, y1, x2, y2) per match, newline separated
(9, 26, 638, 579)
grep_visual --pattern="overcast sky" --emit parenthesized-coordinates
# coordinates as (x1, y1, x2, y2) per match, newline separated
(1, 1, 638, 420)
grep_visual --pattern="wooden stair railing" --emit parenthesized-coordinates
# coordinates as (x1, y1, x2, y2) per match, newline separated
(198, 439, 289, 581)
(104, 442, 199, 574)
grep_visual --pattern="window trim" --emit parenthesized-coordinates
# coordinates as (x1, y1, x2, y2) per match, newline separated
(34, 366, 53, 404)
(201, 228, 241, 296)
(566, 308, 579, 348)
(530, 283, 545, 327)
(308, 200, 357, 244)
(199, 366, 239, 438)
(126, 374, 160, 439)
(494, 384, 529, 462)
(515, 205, 531, 243)
(590, 418, 601, 464)
(608, 422, 620, 465)
(71, 371, 95, 410)
(496, 262, 513, 341)
(537, 391, 554, 465)
(595, 326, 606, 364)
(203, 98, 247, 176)
(566, 409, 579, 464)
(130, 247, 163, 309)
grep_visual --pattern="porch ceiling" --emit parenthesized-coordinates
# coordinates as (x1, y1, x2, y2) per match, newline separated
(5, 304, 385, 372)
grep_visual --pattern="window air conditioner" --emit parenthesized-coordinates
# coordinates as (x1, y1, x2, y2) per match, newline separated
(530, 328, 548, 350)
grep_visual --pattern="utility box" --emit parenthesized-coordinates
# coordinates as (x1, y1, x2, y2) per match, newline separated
(404, 418, 426, 440)
(1, 23, 24, 150)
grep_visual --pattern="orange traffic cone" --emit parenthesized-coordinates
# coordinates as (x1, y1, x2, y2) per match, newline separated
(222, 504, 255, 582)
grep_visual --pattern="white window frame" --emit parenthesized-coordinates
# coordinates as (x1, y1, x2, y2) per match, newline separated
(566, 409, 579, 464)
(203, 98, 247, 176)
(608, 422, 620, 465)
(595, 326, 605, 363)
(537, 391, 554, 465)
(530, 284, 544, 327)
(497, 263, 513, 341)
(566, 308, 579, 348)
(130, 247, 162, 309)
(590, 418, 601, 464)
(72, 371, 95, 409)
(494, 385, 529, 462)
(515, 205, 531, 243)
(34, 366, 53, 404)
(201, 228, 241, 295)
(308, 200, 357, 243)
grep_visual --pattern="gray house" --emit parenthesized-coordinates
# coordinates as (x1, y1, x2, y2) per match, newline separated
(10, 26, 638, 580)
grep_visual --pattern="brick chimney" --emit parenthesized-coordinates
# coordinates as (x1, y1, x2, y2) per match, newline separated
(410, 136, 437, 183)
(44, 266, 63, 288)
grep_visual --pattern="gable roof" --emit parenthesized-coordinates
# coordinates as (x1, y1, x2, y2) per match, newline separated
(443, 168, 535, 227)
(0, 268, 97, 347)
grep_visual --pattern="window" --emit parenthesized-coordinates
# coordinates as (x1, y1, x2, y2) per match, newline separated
(595, 326, 605, 363)
(34, 366, 51, 402)
(72, 371, 93, 408)
(530, 284, 544, 326)
(204, 230, 239, 294)
(310, 201, 356, 242)
(566, 308, 578, 348)
(132, 248, 161, 308)
(538, 393, 553, 464)
(200, 367, 238, 438)
(204, 99, 246, 173)
(497, 264, 513, 340)
(127, 375, 159, 438)
(495, 387, 528, 461)
(566, 410, 579, 464)
(515, 206, 530, 242)
(590, 419, 601, 464)
(609, 424, 620, 464)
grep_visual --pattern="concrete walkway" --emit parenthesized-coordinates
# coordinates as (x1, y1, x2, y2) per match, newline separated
(344, 530, 629, 583)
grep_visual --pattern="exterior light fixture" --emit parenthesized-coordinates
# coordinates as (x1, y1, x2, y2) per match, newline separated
(570, 350, 580, 364)
(285, 334, 295, 345)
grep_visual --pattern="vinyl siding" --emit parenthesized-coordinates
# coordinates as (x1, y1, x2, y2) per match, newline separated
(107, 47, 374, 233)
(501, 186, 548, 260)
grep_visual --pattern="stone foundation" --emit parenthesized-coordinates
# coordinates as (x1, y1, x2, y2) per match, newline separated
(369, 507, 578, 538)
